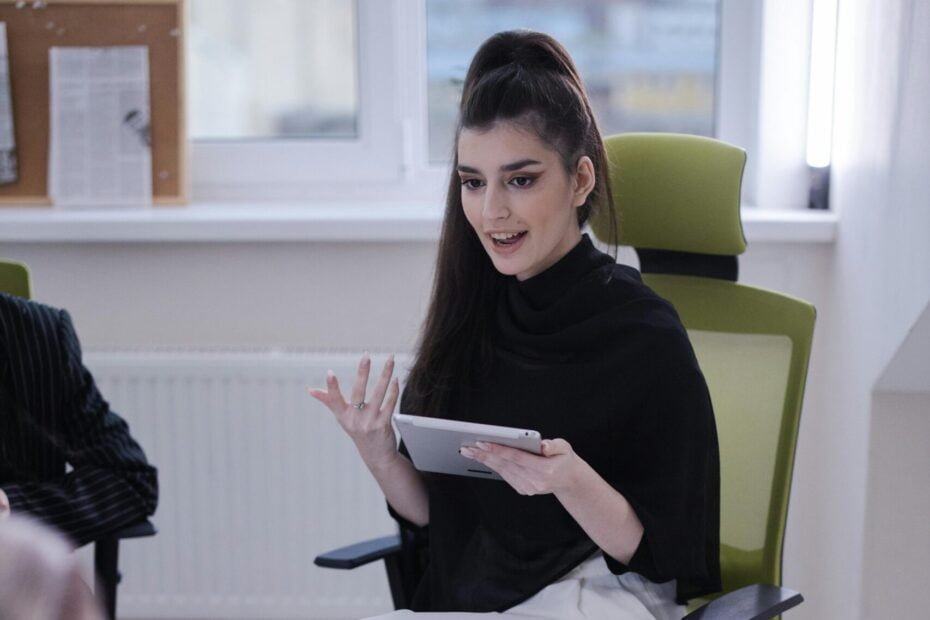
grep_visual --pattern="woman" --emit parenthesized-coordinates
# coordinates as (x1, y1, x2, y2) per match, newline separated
(310, 30, 720, 619)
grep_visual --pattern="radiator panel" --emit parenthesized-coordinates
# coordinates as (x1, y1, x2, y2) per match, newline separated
(85, 351, 404, 619)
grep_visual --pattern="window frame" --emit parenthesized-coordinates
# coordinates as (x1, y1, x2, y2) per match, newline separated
(189, 0, 766, 207)
(190, 0, 407, 201)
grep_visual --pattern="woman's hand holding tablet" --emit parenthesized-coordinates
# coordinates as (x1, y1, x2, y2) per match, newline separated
(392, 412, 543, 481)
(460, 437, 584, 497)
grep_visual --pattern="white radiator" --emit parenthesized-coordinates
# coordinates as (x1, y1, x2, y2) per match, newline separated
(84, 350, 406, 620)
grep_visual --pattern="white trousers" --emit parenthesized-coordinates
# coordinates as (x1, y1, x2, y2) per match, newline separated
(363, 554, 685, 620)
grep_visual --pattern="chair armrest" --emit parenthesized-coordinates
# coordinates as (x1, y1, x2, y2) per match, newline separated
(314, 534, 403, 569)
(110, 519, 157, 540)
(683, 584, 803, 620)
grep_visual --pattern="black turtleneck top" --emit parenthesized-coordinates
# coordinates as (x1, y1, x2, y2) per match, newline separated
(395, 234, 721, 612)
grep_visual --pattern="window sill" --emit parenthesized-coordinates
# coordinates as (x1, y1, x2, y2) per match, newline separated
(0, 202, 837, 244)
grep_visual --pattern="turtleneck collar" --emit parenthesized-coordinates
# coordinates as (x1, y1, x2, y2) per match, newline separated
(512, 234, 613, 309)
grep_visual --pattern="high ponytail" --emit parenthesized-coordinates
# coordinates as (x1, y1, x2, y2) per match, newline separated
(404, 30, 618, 418)
(461, 30, 583, 102)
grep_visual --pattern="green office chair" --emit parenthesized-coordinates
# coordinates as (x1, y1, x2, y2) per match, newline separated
(315, 134, 814, 619)
(0, 258, 157, 620)
(591, 132, 815, 618)
(0, 258, 31, 299)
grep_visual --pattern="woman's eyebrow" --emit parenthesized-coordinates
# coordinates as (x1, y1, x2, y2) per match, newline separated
(500, 158, 542, 172)
(456, 159, 543, 175)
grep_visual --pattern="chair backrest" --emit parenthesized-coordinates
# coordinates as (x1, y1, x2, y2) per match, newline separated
(0, 259, 32, 299)
(591, 133, 816, 596)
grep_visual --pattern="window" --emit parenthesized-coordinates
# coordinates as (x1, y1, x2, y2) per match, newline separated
(189, 0, 358, 140)
(186, 0, 764, 205)
(188, 0, 403, 200)
(426, 0, 719, 162)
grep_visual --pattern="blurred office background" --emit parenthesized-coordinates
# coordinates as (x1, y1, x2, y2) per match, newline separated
(3, 0, 929, 618)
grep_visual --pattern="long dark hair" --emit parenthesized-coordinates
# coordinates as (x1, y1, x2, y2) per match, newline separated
(403, 30, 618, 417)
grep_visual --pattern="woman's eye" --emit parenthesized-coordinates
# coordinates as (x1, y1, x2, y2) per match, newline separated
(509, 176, 534, 187)
(460, 178, 483, 190)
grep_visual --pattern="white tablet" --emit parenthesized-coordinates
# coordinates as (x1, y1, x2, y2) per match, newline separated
(393, 412, 542, 481)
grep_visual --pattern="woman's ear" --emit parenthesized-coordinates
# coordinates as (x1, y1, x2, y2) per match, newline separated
(572, 156, 596, 208)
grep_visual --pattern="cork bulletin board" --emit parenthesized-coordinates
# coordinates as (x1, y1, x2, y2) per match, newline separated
(0, 0, 186, 205)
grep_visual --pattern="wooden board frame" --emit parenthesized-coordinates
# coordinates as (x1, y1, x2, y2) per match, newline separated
(0, 0, 187, 206)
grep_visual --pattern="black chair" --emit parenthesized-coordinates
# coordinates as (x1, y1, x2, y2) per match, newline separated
(95, 519, 158, 620)
(315, 533, 801, 619)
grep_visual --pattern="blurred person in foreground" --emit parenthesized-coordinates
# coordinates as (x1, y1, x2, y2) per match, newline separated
(0, 514, 105, 620)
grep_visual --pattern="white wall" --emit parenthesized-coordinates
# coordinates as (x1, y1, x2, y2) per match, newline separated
(859, 294, 930, 620)
(799, 0, 930, 618)
(3, 241, 437, 351)
(6, 238, 839, 348)
(861, 391, 930, 619)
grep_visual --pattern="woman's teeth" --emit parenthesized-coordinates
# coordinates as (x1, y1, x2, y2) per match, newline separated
(490, 231, 526, 245)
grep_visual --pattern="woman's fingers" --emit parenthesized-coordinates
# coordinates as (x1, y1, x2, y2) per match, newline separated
(462, 442, 570, 496)
(369, 354, 395, 411)
(461, 448, 533, 494)
(463, 444, 526, 474)
(381, 377, 400, 416)
(541, 438, 570, 456)
(308, 355, 399, 426)
(306, 370, 347, 413)
(476, 442, 537, 468)
(348, 353, 372, 408)
(307, 387, 329, 404)
(323, 370, 348, 410)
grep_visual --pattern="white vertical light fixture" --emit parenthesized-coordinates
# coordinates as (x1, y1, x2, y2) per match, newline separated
(806, 0, 839, 209)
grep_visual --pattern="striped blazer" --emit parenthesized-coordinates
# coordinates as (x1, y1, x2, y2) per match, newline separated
(0, 293, 157, 546)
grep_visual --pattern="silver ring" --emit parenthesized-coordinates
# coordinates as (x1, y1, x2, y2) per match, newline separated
(352, 401, 366, 410)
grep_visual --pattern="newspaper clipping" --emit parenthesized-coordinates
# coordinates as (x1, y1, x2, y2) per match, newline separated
(48, 46, 152, 207)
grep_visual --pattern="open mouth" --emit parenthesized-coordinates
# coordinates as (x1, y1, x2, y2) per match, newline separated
(489, 231, 527, 247)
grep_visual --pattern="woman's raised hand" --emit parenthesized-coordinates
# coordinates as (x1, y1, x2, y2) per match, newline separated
(308, 353, 401, 471)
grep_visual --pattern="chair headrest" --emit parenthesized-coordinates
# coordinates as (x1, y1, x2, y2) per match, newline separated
(591, 133, 747, 256)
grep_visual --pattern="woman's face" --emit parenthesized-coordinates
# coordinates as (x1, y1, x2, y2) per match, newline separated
(457, 122, 595, 281)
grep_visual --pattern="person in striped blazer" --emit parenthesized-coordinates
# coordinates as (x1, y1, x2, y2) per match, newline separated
(0, 292, 157, 546)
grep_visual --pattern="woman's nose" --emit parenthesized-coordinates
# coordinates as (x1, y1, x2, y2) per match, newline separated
(483, 185, 510, 220)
